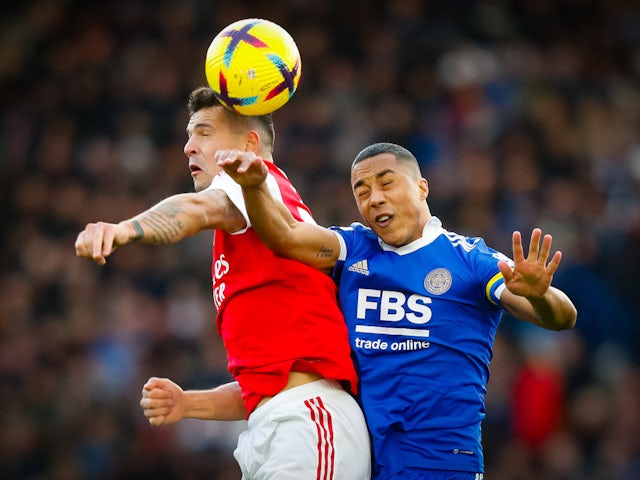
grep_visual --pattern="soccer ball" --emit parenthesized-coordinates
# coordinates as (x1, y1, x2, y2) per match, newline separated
(205, 18, 302, 115)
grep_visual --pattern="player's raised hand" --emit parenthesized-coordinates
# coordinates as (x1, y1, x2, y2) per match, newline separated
(140, 377, 186, 427)
(498, 228, 562, 299)
(216, 149, 268, 188)
(75, 221, 131, 265)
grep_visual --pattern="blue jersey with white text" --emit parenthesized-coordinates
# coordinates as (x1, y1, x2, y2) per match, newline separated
(331, 217, 511, 479)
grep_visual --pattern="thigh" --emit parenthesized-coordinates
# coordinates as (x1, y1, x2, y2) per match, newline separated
(235, 381, 371, 480)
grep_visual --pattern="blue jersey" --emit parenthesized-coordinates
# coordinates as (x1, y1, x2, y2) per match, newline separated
(331, 217, 511, 479)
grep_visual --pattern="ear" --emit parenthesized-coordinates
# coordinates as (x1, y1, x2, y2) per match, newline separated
(419, 178, 429, 201)
(244, 130, 260, 153)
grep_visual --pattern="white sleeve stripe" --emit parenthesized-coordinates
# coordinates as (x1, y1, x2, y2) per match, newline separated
(265, 173, 284, 203)
(334, 231, 347, 262)
(207, 171, 284, 234)
(206, 173, 249, 234)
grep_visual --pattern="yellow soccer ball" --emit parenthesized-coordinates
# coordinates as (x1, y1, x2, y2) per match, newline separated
(205, 18, 302, 115)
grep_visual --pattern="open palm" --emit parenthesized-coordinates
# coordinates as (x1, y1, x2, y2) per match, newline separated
(498, 228, 562, 299)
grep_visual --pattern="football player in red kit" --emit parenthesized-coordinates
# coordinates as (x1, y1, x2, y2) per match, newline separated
(75, 87, 371, 480)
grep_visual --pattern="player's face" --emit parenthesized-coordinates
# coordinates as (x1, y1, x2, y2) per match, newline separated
(184, 106, 247, 192)
(351, 153, 429, 247)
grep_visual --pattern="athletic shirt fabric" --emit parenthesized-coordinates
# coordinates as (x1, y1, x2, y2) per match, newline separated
(331, 217, 511, 478)
(207, 162, 357, 416)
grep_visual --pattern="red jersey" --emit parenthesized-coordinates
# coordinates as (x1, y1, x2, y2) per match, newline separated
(207, 162, 357, 415)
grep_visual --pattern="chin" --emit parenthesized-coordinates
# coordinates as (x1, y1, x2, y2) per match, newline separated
(378, 233, 397, 246)
(194, 178, 212, 192)
(380, 231, 409, 248)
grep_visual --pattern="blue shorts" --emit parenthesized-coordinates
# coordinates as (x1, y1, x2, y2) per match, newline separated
(390, 468, 483, 480)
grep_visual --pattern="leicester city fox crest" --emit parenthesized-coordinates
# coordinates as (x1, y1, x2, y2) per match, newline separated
(424, 268, 452, 295)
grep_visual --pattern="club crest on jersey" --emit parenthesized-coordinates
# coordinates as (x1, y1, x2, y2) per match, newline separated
(424, 268, 452, 295)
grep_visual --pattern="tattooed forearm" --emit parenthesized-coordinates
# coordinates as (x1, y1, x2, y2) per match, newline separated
(143, 211, 184, 244)
(131, 220, 145, 242)
(316, 246, 334, 258)
(135, 202, 186, 244)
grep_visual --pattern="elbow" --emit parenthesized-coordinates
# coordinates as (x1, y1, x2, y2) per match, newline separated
(270, 244, 290, 257)
(561, 302, 578, 330)
(266, 235, 296, 258)
(564, 306, 578, 330)
(548, 306, 578, 331)
(259, 223, 300, 258)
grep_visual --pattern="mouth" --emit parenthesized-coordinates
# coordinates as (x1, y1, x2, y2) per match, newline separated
(189, 163, 203, 176)
(374, 214, 394, 227)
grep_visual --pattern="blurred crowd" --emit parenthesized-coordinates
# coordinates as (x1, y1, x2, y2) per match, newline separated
(1, 0, 639, 479)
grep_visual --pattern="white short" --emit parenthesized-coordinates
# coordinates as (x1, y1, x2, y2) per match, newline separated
(234, 379, 371, 480)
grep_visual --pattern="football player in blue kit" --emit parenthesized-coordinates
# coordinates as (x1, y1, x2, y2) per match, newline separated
(217, 142, 577, 480)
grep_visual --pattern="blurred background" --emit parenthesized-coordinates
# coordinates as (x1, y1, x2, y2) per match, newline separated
(1, 0, 639, 478)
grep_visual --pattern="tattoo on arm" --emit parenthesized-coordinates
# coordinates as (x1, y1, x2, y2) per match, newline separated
(138, 203, 185, 244)
(316, 246, 333, 258)
(132, 220, 144, 242)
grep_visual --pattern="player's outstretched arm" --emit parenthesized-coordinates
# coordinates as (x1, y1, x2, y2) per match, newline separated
(140, 377, 246, 426)
(499, 228, 577, 331)
(75, 190, 246, 265)
(217, 150, 341, 272)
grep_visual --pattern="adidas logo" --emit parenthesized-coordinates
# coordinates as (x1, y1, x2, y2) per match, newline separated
(348, 259, 369, 275)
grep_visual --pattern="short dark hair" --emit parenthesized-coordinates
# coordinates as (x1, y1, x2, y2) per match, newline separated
(187, 86, 275, 153)
(352, 142, 422, 178)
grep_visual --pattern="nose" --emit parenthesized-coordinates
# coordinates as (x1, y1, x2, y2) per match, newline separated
(184, 136, 197, 157)
(369, 186, 386, 206)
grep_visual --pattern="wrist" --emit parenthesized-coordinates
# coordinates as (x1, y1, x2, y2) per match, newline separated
(119, 220, 144, 243)
(182, 390, 215, 420)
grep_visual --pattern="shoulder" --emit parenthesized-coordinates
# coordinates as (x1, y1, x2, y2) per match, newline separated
(330, 223, 379, 263)
(441, 230, 484, 251)
(440, 230, 505, 259)
(437, 230, 512, 271)
(200, 175, 247, 232)
(331, 222, 371, 234)
(330, 222, 377, 242)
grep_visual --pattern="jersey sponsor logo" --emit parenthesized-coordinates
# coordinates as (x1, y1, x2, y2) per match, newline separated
(356, 288, 432, 342)
(424, 268, 452, 295)
(355, 325, 430, 337)
(213, 254, 230, 280)
(348, 259, 369, 275)
(213, 254, 230, 308)
(213, 282, 225, 309)
(355, 334, 430, 351)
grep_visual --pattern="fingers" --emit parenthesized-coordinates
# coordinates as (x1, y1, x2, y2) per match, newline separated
(147, 415, 166, 427)
(141, 401, 170, 427)
(497, 260, 513, 282)
(215, 149, 257, 173)
(98, 227, 115, 259)
(514, 228, 563, 271)
(140, 383, 174, 427)
(538, 233, 553, 264)
(546, 251, 562, 275)
(143, 376, 167, 391)
(141, 377, 174, 401)
(526, 228, 541, 262)
(75, 222, 115, 265)
(511, 231, 524, 263)
(75, 231, 89, 258)
(528, 228, 555, 266)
